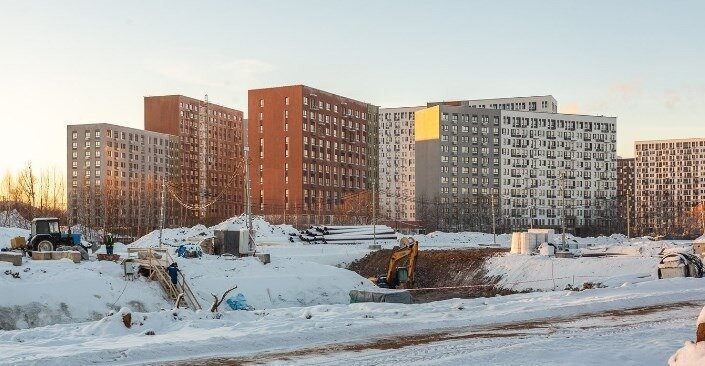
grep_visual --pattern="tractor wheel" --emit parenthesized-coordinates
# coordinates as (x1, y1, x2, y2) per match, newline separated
(37, 240, 54, 252)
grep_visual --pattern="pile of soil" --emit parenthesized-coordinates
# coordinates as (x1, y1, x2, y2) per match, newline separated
(348, 248, 517, 302)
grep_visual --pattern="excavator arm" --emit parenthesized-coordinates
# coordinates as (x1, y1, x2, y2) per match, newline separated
(371, 238, 419, 289)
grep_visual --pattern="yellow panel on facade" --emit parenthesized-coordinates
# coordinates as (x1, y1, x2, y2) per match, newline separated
(415, 106, 440, 141)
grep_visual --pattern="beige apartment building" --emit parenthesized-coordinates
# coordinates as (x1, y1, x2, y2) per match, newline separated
(634, 138, 705, 235)
(66, 123, 179, 238)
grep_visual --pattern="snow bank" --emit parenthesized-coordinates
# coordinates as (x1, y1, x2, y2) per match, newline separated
(0, 259, 168, 330)
(131, 215, 298, 248)
(670, 306, 705, 365)
(486, 254, 660, 291)
(3, 277, 705, 365)
(0, 227, 30, 250)
(0, 210, 30, 229)
(177, 255, 376, 309)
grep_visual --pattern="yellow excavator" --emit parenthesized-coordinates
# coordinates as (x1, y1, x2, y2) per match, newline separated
(369, 237, 419, 289)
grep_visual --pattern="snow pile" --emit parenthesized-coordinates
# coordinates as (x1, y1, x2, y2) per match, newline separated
(212, 215, 298, 243)
(669, 306, 705, 365)
(0, 259, 168, 330)
(0, 227, 30, 250)
(486, 254, 660, 291)
(131, 215, 298, 248)
(413, 231, 512, 248)
(131, 224, 212, 248)
(177, 255, 376, 309)
(0, 210, 30, 229)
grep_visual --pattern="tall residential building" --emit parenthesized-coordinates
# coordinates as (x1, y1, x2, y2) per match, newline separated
(414, 105, 503, 232)
(248, 85, 376, 225)
(378, 106, 424, 223)
(365, 104, 381, 191)
(634, 138, 705, 235)
(499, 110, 617, 232)
(414, 105, 617, 233)
(430, 95, 558, 113)
(66, 123, 179, 237)
(617, 158, 636, 235)
(144, 95, 245, 226)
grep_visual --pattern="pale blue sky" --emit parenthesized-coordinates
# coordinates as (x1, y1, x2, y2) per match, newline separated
(1, 0, 704, 173)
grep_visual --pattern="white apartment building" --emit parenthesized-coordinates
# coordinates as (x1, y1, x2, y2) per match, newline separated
(634, 138, 705, 234)
(378, 107, 423, 222)
(499, 111, 617, 229)
(66, 123, 179, 237)
(430, 95, 558, 113)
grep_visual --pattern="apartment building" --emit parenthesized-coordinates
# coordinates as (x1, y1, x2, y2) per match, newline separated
(634, 138, 705, 235)
(414, 105, 503, 232)
(499, 111, 617, 231)
(144, 95, 245, 226)
(414, 104, 617, 233)
(66, 123, 179, 237)
(248, 85, 376, 225)
(378, 106, 424, 223)
(617, 158, 636, 234)
(430, 95, 558, 113)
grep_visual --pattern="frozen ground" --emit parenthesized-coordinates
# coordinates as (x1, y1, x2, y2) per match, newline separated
(275, 302, 700, 366)
(1, 278, 704, 365)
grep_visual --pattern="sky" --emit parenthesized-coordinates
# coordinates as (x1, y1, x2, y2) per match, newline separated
(1, 0, 704, 174)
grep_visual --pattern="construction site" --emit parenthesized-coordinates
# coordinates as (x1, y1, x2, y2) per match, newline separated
(3, 208, 705, 365)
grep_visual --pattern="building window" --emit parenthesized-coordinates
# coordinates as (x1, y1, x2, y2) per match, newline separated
(72, 131, 77, 140)
(259, 99, 264, 107)
(285, 97, 289, 105)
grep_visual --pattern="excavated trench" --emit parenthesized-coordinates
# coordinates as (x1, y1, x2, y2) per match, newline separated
(348, 248, 516, 303)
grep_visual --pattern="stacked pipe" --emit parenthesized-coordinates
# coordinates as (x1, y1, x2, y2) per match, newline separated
(299, 225, 397, 245)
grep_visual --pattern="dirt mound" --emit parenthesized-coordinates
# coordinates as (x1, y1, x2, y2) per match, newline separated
(348, 248, 515, 302)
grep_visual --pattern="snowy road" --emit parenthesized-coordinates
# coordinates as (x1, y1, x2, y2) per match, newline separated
(3, 278, 705, 365)
(190, 302, 700, 366)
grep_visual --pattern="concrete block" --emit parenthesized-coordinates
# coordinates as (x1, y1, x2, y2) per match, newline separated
(32, 251, 52, 260)
(368, 245, 382, 250)
(255, 253, 271, 264)
(0, 252, 22, 266)
(51, 251, 81, 263)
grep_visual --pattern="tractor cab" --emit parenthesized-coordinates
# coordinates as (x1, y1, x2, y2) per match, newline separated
(31, 218, 61, 239)
(27, 218, 82, 253)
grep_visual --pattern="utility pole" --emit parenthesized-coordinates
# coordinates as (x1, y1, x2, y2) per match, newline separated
(491, 194, 497, 245)
(372, 182, 376, 246)
(244, 142, 254, 253)
(626, 198, 631, 238)
(158, 174, 166, 248)
(560, 171, 567, 251)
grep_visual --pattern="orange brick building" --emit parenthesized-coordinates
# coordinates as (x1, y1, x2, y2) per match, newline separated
(145, 95, 245, 226)
(248, 85, 378, 226)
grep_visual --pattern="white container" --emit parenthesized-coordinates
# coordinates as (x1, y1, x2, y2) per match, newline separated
(521, 232, 540, 254)
(538, 242, 556, 256)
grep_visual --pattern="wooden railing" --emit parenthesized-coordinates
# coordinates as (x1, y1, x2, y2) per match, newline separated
(126, 248, 202, 310)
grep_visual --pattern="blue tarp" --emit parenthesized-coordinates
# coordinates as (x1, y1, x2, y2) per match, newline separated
(226, 293, 250, 310)
(176, 244, 203, 258)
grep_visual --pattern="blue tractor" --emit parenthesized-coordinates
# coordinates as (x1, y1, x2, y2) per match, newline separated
(27, 217, 85, 254)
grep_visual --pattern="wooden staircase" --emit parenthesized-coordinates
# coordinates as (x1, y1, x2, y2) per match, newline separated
(127, 248, 202, 310)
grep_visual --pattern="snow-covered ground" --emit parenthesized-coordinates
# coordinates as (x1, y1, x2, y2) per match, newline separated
(2, 215, 704, 365)
(1, 278, 704, 365)
(0, 259, 167, 330)
(0, 226, 29, 250)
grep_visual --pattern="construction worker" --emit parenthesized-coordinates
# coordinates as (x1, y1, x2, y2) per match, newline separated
(103, 234, 114, 255)
(167, 262, 180, 286)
